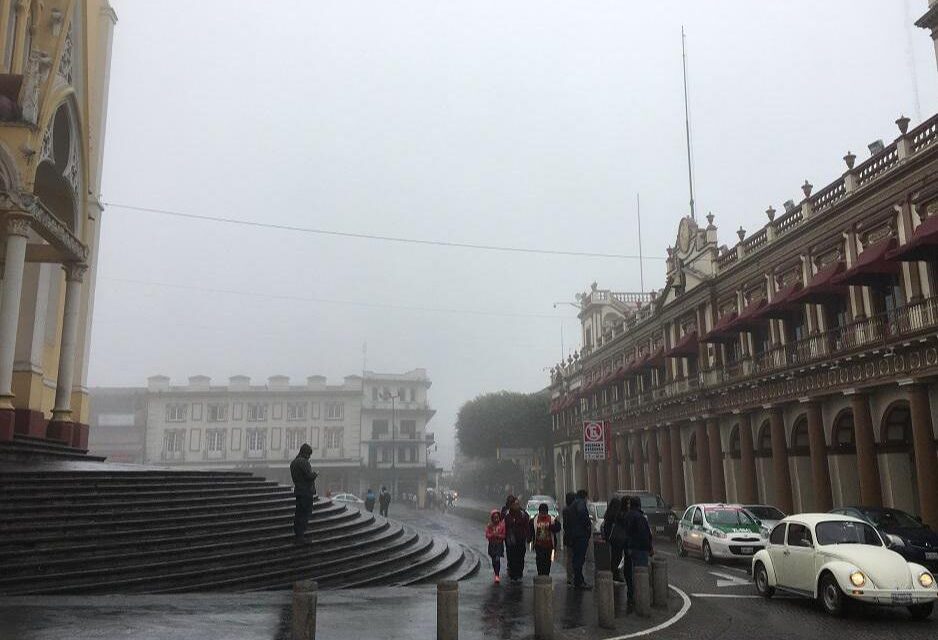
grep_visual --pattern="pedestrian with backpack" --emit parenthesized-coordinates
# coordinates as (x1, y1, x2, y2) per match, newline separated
(531, 503, 562, 576)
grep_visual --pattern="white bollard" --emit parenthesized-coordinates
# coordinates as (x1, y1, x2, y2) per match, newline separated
(292, 579, 318, 640)
(437, 580, 459, 640)
(533, 575, 554, 639)
(596, 570, 615, 630)
(651, 557, 669, 610)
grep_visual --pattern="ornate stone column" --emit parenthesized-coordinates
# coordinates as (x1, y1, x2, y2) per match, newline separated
(694, 420, 712, 503)
(50, 263, 87, 424)
(769, 408, 794, 514)
(906, 383, 938, 528)
(647, 428, 660, 494)
(616, 433, 630, 491)
(805, 400, 833, 511)
(670, 423, 686, 508)
(596, 459, 607, 499)
(631, 430, 643, 489)
(587, 461, 597, 499)
(849, 392, 883, 507)
(606, 448, 618, 493)
(707, 418, 726, 501)
(660, 425, 674, 506)
(737, 413, 758, 504)
(0, 217, 30, 434)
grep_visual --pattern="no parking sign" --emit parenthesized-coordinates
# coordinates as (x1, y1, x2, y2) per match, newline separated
(583, 420, 611, 461)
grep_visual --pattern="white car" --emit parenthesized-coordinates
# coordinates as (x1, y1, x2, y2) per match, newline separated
(676, 503, 765, 563)
(752, 514, 937, 618)
(332, 492, 364, 506)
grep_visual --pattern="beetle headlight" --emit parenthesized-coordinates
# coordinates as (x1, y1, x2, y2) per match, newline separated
(849, 571, 866, 587)
(920, 572, 935, 589)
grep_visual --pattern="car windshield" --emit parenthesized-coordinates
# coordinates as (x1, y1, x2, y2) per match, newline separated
(746, 506, 785, 521)
(705, 508, 756, 526)
(860, 508, 923, 530)
(816, 521, 883, 546)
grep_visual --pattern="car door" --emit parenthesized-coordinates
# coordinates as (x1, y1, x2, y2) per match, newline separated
(766, 523, 788, 582)
(783, 522, 816, 593)
(688, 507, 705, 552)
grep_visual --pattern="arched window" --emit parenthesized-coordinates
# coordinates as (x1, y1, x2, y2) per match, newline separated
(832, 410, 855, 451)
(791, 417, 809, 453)
(729, 425, 741, 459)
(882, 402, 912, 445)
(688, 433, 697, 461)
(757, 421, 772, 455)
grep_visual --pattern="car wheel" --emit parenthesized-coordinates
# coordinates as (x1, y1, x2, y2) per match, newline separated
(908, 602, 934, 621)
(754, 562, 774, 598)
(702, 541, 714, 564)
(818, 573, 847, 617)
(677, 536, 687, 557)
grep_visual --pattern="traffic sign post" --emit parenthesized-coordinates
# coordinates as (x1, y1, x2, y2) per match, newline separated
(583, 420, 610, 461)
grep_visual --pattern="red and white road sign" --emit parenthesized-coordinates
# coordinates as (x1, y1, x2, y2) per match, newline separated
(583, 420, 611, 461)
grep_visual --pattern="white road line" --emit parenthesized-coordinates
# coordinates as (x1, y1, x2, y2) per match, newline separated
(691, 593, 795, 599)
(605, 584, 691, 639)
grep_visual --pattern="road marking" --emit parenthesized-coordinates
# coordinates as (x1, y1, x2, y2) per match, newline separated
(606, 584, 691, 639)
(708, 571, 750, 588)
(691, 593, 796, 599)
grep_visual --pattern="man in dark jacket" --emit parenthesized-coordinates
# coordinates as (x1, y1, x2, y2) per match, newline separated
(378, 486, 391, 517)
(570, 489, 593, 589)
(290, 443, 318, 545)
(622, 495, 654, 609)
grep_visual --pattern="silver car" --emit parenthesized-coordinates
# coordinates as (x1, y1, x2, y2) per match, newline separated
(742, 504, 786, 538)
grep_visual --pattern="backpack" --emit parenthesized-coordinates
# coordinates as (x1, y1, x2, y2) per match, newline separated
(534, 516, 554, 549)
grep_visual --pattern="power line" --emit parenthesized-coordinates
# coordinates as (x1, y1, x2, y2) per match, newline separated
(101, 276, 576, 320)
(102, 202, 665, 261)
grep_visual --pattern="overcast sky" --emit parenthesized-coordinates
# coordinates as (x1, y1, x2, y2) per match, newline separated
(91, 1, 938, 469)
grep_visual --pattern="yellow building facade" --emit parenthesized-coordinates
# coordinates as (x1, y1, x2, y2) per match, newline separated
(0, 0, 116, 447)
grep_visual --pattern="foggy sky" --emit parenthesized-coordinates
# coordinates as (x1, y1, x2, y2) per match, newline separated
(92, 1, 938, 469)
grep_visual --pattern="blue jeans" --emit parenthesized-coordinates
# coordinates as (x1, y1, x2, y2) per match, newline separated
(572, 538, 589, 586)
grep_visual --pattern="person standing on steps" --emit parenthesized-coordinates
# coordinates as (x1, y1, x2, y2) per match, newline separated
(364, 487, 376, 513)
(561, 492, 576, 585)
(503, 497, 531, 583)
(485, 509, 506, 584)
(290, 443, 318, 546)
(378, 486, 391, 517)
(531, 503, 562, 576)
(570, 489, 593, 589)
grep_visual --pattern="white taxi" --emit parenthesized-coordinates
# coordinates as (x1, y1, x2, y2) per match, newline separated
(676, 503, 765, 563)
(752, 514, 937, 619)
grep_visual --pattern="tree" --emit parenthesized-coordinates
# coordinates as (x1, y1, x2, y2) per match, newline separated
(455, 390, 551, 459)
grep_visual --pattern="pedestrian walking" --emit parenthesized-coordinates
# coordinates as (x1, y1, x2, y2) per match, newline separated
(378, 486, 391, 517)
(622, 495, 654, 611)
(364, 487, 376, 513)
(561, 492, 576, 585)
(503, 497, 531, 583)
(531, 503, 561, 576)
(500, 494, 514, 521)
(485, 509, 506, 584)
(570, 489, 593, 589)
(601, 496, 628, 583)
(290, 443, 318, 546)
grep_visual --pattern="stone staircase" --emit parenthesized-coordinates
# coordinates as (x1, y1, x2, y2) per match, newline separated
(0, 434, 105, 462)
(0, 466, 479, 594)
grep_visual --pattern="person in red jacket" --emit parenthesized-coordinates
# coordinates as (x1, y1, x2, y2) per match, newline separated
(530, 503, 562, 576)
(503, 497, 531, 583)
(485, 509, 506, 584)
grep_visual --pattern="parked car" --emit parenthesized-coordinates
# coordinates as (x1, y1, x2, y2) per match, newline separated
(332, 492, 364, 506)
(616, 489, 680, 540)
(587, 501, 607, 540)
(831, 506, 938, 572)
(526, 498, 559, 520)
(753, 514, 937, 619)
(676, 503, 765, 563)
(742, 504, 787, 537)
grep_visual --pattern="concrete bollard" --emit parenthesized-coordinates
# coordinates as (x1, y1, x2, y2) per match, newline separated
(593, 540, 610, 577)
(533, 575, 554, 640)
(633, 566, 651, 618)
(651, 557, 669, 610)
(292, 579, 318, 640)
(596, 570, 615, 630)
(437, 580, 459, 640)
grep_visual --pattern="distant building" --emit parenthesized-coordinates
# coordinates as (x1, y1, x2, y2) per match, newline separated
(89, 369, 438, 503)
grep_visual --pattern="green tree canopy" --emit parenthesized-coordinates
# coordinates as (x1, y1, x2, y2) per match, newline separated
(455, 390, 551, 459)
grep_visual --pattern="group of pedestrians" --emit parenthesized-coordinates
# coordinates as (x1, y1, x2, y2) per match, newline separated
(600, 494, 655, 612)
(364, 486, 392, 516)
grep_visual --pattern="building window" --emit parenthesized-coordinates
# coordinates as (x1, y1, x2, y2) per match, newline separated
(325, 403, 343, 420)
(246, 403, 268, 422)
(398, 387, 406, 400)
(372, 387, 379, 401)
(380, 446, 391, 462)
(162, 429, 185, 460)
(285, 427, 306, 453)
(205, 429, 226, 459)
(373, 419, 389, 439)
(207, 403, 228, 422)
(400, 419, 416, 439)
(325, 427, 344, 449)
(409, 446, 417, 462)
(166, 404, 187, 422)
(409, 388, 416, 402)
(287, 402, 307, 421)
(246, 428, 267, 458)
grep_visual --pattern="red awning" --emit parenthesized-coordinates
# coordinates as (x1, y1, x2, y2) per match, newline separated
(723, 298, 768, 334)
(832, 238, 901, 287)
(701, 311, 739, 344)
(626, 354, 649, 374)
(888, 215, 938, 262)
(753, 282, 805, 320)
(610, 366, 627, 382)
(639, 346, 665, 369)
(664, 331, 699, 358)
(789, 262, 847, 304)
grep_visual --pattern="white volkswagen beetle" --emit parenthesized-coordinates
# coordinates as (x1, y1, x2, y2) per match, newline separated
(752, 514, 937, 619)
